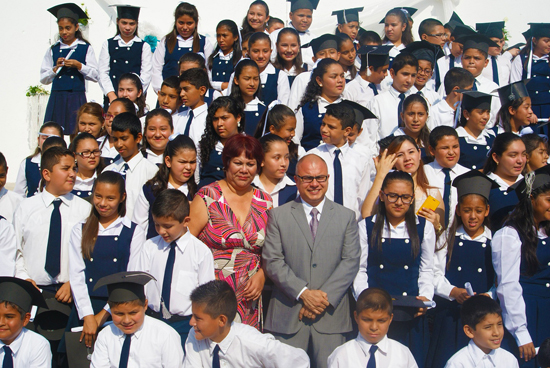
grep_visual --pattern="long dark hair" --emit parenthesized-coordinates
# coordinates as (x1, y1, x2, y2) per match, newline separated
(386, 135, 431, 194)
(519, 37, 550, 73)
(402, 94, 430, 149)
(69, 132, 106, 174)
(208, 20, 242, 70)
(29, 121, 64, 159)
(141, 109, 174, 155)
(165, 2, 200, 54)
(523, 134, 549, 174)
(72, 102, 106, 141)
(53, 16, 90, 47)
(229, 59, 261, 104)
(382, 8, 414, 46)
(298, 58, 340, 111)
(482, 133, 524, 174)
(241, 1, 269, 35)
(337, 33, 357, 79)
(118, 73, 146, 117)
(497, 97, 529, 133)
(254, 104, 298, 160)
(272, 28, 305, 74)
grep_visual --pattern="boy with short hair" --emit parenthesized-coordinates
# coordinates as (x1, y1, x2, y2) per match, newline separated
(328, 288, 417, 367)
(437, 25, 477, 92)
(0, 277, 52, 367)
(476, 21, 512, 86)
(184, 280, 310, 367)
(158, 76, 183, 114)
(430, 68, 475, 129)
(91, 271, 184, 368)
(103, 113, 159, 218)
(444, 295, 518, 367)
(267, 17, 284, 34)
(0, 152, 22, 223)
(177, 68, 210, 148)
(418, 18, 446, 90)
(137, 189, 214, 345)
(404, 40, 444, 105)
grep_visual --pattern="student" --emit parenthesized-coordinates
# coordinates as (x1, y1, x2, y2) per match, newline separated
(240, 0, 270, 36)
(178, 53, 223, 106)
(184, 280, 310, 367)
(151, 2, 213, 93)
(332, 7, 363, 44)
(308, 101, 372, 219)
(273, 28, 305, 87)
(208, 20, 241, 92)
(0, 153, 22, 223)
(101, 98, 136, 165)
(456, 91, 496, 170)
(142, 109, 174, 166)
(158, 76, 183, 114)
(134, 135, 197, 239)
(358, 30, 383, 48)
(477, 21, 512, 86)
(380, 8, 415, 61)
(482, 133, 526, 232)
(393, 94, 432, 160)
(495, 81, 534, 134)
(337, 34, 357, 82)
(429, 68, 475, 129)
(522, 134, 548, 173)
(241, 32, 252, 58)
(0, 277, 52, 366)
(228, 60, 264, 136)
(68, 171, 144, 348)
(353, 170, 435, 367)
(71, 102, 106, 141)
(328, 288, 417, 367)
(437, 24, 476, 87)
(177, 68, 210, 148)
(429, 170, 498, 368)
(41, 3, 99, 134)
(14, 122, 63, 198)
(417, 18, 446, 91)
(267, 17, 284, 34)
(98, 5, 152, 107)
(294, 58, 345, 151)
(91, 271, 184, 368)
(403, 41, 443, 105)
(70, 132, 105, 198)
(444, 295, 519, 368)
(41, 136, 67, 154)
(103, 112, 159, 218)
(443, 11, 464, 44)
(117, 73, 147, 118)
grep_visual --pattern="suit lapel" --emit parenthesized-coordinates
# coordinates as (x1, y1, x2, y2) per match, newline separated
(314, 200, 335, 245)
(291, 199, 314, 250)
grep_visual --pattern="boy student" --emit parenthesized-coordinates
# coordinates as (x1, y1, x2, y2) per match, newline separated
(327, 288, 417, 368)
(158, 76, 183, 114)
(103, 112, 158, 218)
(430, 68, 475, 129)
(437, 24, 477, 90)
(0, 277, 52, 367)
(184, 280, 310, 367)
(444, 295, 519, 368)
(308, 101, 374, 220)
(476, 21, 512, 86)
(404, 40, 444, 105)
(0, 152, 22, 223)
(418, 18, 446, 91)
(176, 68, 209, 148)
(91, 271, 184, 368)
(137, 189, 214, 345)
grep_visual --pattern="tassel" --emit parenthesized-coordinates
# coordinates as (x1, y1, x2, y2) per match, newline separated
(523, 171, 536, 197)
(527, 38, 534, 79)
(161, 301, 172, 319)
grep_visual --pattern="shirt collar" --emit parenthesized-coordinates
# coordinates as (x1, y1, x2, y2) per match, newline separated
(41, 189, 71, 207)
(191, 102, 208, 116)
(455, 126, 495, 141)
(533, 54, 549, 61)
(76, 171, 98, 185)
(113, 34, 142, 45)
(119, 317, 146, 341)
(244, 97, 265, 111)
(59, 39, 86, 49)
(326, 142, 350, 158)
(356, 333, 389, 356)
(216, 49, 233, 59)
(430, 160, 462, 175)
(456, 225, 492, 241)
(371, 214, 420, 228)
(98, 216, 126, 232)
(0, 328, 25, 355)
(172, 231, 192, 253)
(486, 172, 523, 190)
(210, 323, 236, 356)
(145, 148, 161, 159)
(389, 86, 410, 100)
(467, 339, 498, 367)
(289, 23, 310, 36)
(318, 96, 343, 108)
(125, 152, 145, 172)
(253, 175, 296, 194)
(262, 63, 276, 75)
(301, 197, 325, 216)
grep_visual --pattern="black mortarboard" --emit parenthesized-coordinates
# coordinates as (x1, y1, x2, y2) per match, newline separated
(93, 271, 155, 303)
(110, 5, 140, 21)
(460, 91, 493, 111)
(529, 23, 550, 39)
(507, 42, 526, 51)
(476, 21, 505, 39)
(403, 40, 444, 66)
(337, 100, 377, 124)
(509, 165, 550, 198)
(458, 33, 499, 54)
(357, 45, 392, 69)
(65, 331, 94, 367)
(303, 34, 339, 55)
(29, 290, 71, 341)
(288, 0, 319, 12)
(452, 170, 499, 201)
(452, 25, 477, 39)
(497, 81, 530, 106)
(379, 7, 417, 24)
(0, 277, 48, 313)
(47, 3, 88, 22)
(445, 12, 464, 32)
(523, 29, 532, 42)
(391, 295, 428, 321)
(332, 7, 363, 25)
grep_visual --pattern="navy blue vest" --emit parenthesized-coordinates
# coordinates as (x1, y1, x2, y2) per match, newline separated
(277, 185, 297, 207)
(142, 184, 159, 239)
(84, 222, 137, 297)
(71, 188, 93, 199)
(25, 158, 41, 198)
(211, 54, 234, 83)
(162, 36, 206, 80)
(457, 135, 495, 170)
(244, 103, 267, 136)
(488, 186, 519, 233)
(51, 43, 89, 92)
(365, 217, 426, 296)
(521, 54, 550, 107)
(198, 147, 224, 189)
(300, 102, 324, 151)
(259, 68, 281, 106)
(446, 236, 494, 293)
(107, 38, 143, 93)
(520, 236, 550, 298)
(204, 89, 216, 106)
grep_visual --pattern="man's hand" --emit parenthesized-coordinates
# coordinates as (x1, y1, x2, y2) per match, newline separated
(299, 289, 329, 315)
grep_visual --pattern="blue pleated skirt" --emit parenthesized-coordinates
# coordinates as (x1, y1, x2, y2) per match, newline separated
(44, 90, 87, 134)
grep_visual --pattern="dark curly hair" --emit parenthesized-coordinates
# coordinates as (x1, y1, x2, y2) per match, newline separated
(297, 58, 340, 111)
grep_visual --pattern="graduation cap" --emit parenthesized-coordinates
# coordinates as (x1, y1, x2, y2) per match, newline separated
(288, 0, 319, 12)
(0, 277, 48, 313)
(110, 5, 140, 20)
(509, 165, 550, 199)
(452, 170, 499, 201)
(332, 7, 363, 25)
(476, 21, 505, 39)
(357, 45, 392, 69)
(30, 290, 71, 341)
(65, 332, 94, 367)
(523, 29, 532, 42)
(336, 100, 377, 125)
(403, 40, 444, 66)
(460, 91, 493, 111)
(451, 25, 477, 40)
(47, 3, 88, 22)
(457, 33, 499, 54)
(496, 81, 530, 106)
(529, 23, 550, 39)
(380, 7, 417, 24)
(445, 12, 464, 32)
(391, 295, 429, 321)
(506, 42, 526, 51)
(93, 271, 155, 303)
(303, 34, 339, 55)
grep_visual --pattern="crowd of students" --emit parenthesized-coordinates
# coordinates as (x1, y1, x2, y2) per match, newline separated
(1, 0, 550, 367)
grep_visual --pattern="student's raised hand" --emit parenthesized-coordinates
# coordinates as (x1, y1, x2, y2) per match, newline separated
(519, 342, 536, 361)
(449, 287, 470, 304)
(529, 113, 539, 125)
(374, 149, 398, 177)
(243, 268, 265, 301)
(81, 315, 99, 347)
(63, 59, 82, 70)
(418, 208, 439, 229)
(300, 289, 329, 315)
(107, 92, 117, 103)
(55, 281, 73, 303)
(414, 296, 430, 317)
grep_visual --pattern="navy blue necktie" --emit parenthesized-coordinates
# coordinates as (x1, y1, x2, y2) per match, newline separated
(472, 80, 478, 91)
(161, 242, 177, 311)
(491, 56, 499, 85)
(367, 344, 378, 368)
(45, 199, 62, 278)
(121, 163, 130, 179)
(2, 346, 13, 368)
(333, 149, 343, 205)
(443, 168, 452, 227)
(212, 344, 221, 368)
(119, 333, 132, 368)
(368, 83, 378, 96)
(434, 62, 441, 91)
(449, 54, 455, 70)
(397, 93, 406, 127)
(184, 110, 194, 137)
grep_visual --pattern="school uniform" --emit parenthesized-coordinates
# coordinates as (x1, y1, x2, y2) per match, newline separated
(485, 173, 521, 233)
(0, 328, 52, 368)
(327, 333, 417, 368)
(379, 41, 405, 91)
(227, 63, 290, 106)
(252, 175, 297, 208)
(198, 141, 224, 189)
(71, 172, 96, 199)
(429, 100, 457, 129)
(40, 39, 99, 133)
(445, 340, 519, 368)
(0, 216, 16, 276)
(511, 53, 550, 121)
(411, 85, 441, 106)
(99, 136, 120, 165)
(91, 315, 184, 368)
(282, 65, 301, 88)
(174, 102, 208, 150)
(437, 50, 462, 94)
(270, 23, 315, 69)
(456, 126, 495, 170)
(481, 52, 513, 87)
(13, 153, 41, 198)
(470, 76, 502, 128)
(143, 148, 164, 167)
(209, 50, 235, 91)
(342, 74, 377, 107)
(243, 98, 267, 136)
(103, 152, 159, 218)
(0, 187, 23, 223)
(287, 70, 312, 111)
(294, 96, 343, 152)
(183, 322, 310, 368)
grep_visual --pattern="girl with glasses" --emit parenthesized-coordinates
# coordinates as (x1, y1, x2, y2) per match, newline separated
(69, 133, 105, 199)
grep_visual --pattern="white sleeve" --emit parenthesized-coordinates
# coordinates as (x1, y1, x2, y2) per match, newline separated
(162, 329, 185, 368)
(68, 222, 94, 319)
(132, 186, 150, 235)
(81, 45, 99, 82)
(13, 205, 30, 280)
(225, 72, 235, 95)
(0, 220, 16, 276)
(510, 56, 524, 83)
(209, 67, 223, 92)
(203, 37, 214, 63)
(98, 40, 114, 95)
(356, 158, 372, 221)
(40, 47, 56, 85)
(258, 332, 311, 368)
(418, 222, 436, 300)
(30, 334, 53, 368)
(353, 220, 369, 299)
(183, 330, 204, 368)
(127, 224, 146, 271)
(433, 235, 455, 300)
(151, 38, 167, 93)
(198, 246, 216, 285)
(293, 107, 305, 145)
(13, 159, 28, 197)
(140, 41, 153, 93)
(288, 74, 308, 111)
(90, 331, 112, 368)
(276, 69, 290, 105)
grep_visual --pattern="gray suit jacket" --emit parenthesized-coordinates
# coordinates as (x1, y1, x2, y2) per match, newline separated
(263, 198, 360, 335)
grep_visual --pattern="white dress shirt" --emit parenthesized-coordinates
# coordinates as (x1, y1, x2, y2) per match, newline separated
(0, 217, 16, 276)
(294, 96, 342, 146)
(342, 74, 377, 107)
(411, 85, 441, 106)
(0, 328, 52, 368)
(226, 63, 290, 105)
(270, 23, 315, 68)
(456, 126, 495, 145)
(91, 315, 184, 368)
(0, 187, 23, 223)
(486, 172, 522, 192)
(437, 52, 462, 94)
(184, 322, 310, 368)
(481, 52, 513, 87)
(103, 152, 159, 218)
(135, 231, 215, 317)
(328, 333, 417, 368)
(69, 216, 145, 319)
(429, 99, 456, 129)
(288, 71, 312, 111)
(13, 154, 40, 198)
(511, 53, 549, 83)
(174, 102, 208, 149)
(40, 39, 99, 85)
(353, 215, 436, 300)
(144, 148, 163, 166)
(99, 136, 119, 162)
(98, 35, 153, 95)
(444, 339, 519, 368)
(252, 175, 296, 208)
(14, 190, 92, 285)
(73, 172, 97, 197)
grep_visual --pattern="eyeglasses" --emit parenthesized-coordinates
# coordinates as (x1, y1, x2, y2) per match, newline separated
(417, 68, 433, 75)
(103, 113, 115, 120)
(296, 175, 329, 183)
(76, 150, 101, 159)
(427, 33, 447, 39)
(382, 192, 414, 204)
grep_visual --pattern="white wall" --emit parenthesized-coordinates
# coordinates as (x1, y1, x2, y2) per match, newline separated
(0, 0, 543, 182)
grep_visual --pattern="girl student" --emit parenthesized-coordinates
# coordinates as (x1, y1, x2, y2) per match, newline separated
(151, 2, 213, 93)
(68, 171, 145, 347)
(41, 3, 99, 134)
(97, 5, 152, 108)
(229, 59, 265, 136)
(492, 165, 550, 367)
(117, 73, 147, 117)
(393, 93, 431, 161)
(353, 170, 435, 368)
(272, 28, 305, 87)
(455, 91, 496, 171)
(100, 97, 136, 164)
(522, 134, 548, 173)
(71, 102, 106, 142)
(133, 134, 197, 239)
(69, 132, 105, 199)
(495, 81, 535, 134)
(295, 58, 345, 151)
(381, 7, 415, 61)
(141, 109, 174, 166)
(332, 7, 364, 44)
(240, 0, 270, 36)
(14, 122, 64, 197)
(337, 34, 358, 82)
(208, 20, 242, 92)
(428, 170, 498, 368)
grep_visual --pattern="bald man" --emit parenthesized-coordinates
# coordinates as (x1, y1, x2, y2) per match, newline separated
(263, 154, 360, 368)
